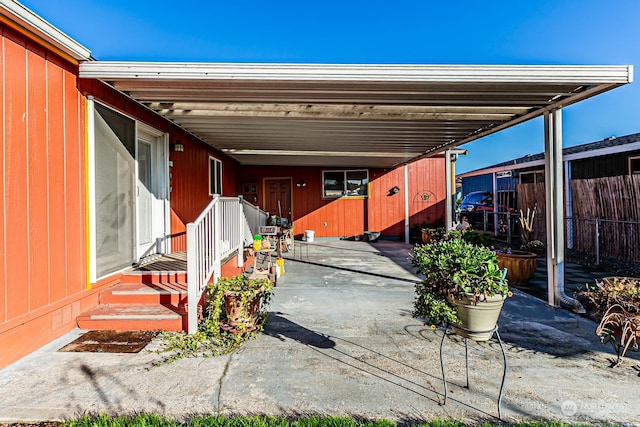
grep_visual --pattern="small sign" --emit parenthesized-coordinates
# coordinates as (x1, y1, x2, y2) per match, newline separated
(259, 226, 278, 235)
(496, 171, 512, 178)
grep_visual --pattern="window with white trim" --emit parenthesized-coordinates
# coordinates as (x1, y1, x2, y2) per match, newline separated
(629, 156, 640, 175)
(323, 170, 368, 198)
(209, 156, 222, 195)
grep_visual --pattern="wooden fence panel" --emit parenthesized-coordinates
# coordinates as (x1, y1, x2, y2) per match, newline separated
(517, 182, 546, 243)
(569, 175, 640, 262)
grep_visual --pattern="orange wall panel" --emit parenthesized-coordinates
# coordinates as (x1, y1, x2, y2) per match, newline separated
(46, 61, 68, 302)
(4, 35, 29, 319)
(0, 24, 87, 368)
(63, 71, 86, 297)
(27, 48, 50, 310)
(0, 28, 4, 324)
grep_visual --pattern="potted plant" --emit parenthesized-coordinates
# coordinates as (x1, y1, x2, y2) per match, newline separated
(494, 208, 539, 285)
(411, 238, 510, 341)
(214, 274, 274, 333)
(575, 276, 639, 366)
(521, 239, 545, 255)
(421, 226, 447, 244)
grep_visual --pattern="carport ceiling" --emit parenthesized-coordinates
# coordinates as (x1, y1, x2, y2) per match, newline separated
(79, 63, 633, 168)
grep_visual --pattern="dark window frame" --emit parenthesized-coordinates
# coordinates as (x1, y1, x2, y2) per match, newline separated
(322, 169, 369, 199)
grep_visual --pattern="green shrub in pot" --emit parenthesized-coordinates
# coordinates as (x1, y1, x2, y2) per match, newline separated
(411, 238, 510, 329)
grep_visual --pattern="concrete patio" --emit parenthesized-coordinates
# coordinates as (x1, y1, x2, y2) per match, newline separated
(0, 240, 638, 425)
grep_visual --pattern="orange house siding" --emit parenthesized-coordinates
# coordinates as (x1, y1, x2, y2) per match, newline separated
(238, 159, 446, 240)
(0, 24, 88, 368)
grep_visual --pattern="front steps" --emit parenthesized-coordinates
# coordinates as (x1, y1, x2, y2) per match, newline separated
(77, 271, 189, 332)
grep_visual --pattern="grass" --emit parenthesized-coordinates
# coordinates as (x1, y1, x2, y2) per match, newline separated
(1, 414, 618, 427)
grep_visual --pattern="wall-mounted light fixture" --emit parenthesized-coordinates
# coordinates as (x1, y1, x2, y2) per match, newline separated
(173, 140, 184, 152)
(297, 180, 307, 187)
(388, 186, 400, 196)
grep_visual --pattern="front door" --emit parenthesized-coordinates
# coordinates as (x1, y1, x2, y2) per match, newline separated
(264, 178, 292, 223)
(137, 125, 169, 259)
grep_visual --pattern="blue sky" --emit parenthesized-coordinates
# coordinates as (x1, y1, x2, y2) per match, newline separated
(21, 0, 640, 174)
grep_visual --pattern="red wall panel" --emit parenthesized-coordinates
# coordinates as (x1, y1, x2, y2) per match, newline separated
(238, 160, 446, 240)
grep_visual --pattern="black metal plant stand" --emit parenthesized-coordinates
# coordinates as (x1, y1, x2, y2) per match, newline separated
(439, 324, 508, 420)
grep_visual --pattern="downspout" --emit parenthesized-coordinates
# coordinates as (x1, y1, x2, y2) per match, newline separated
(544, 110, 585, 313)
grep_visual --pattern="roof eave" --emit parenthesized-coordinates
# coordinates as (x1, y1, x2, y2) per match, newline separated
(0, 0, 91, 62)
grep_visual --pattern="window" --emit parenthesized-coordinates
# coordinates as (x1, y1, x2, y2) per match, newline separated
(629, 156, 640, 175)
(323, 170, 368, 198)
(520, 170, 544, 184)
(209, 156, 222, 195)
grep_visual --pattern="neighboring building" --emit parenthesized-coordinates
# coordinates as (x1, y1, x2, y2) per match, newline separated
(458, 132, 640, 207)
(458, 132, 640, 245)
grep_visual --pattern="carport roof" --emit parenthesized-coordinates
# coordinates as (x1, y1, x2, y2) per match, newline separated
(79, 62, 633, 168)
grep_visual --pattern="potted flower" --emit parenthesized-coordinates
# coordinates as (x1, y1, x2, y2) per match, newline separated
(411, 238, 510, 341)
(495, 247, 538, 285)
(213, 274, 273, 333)
(521, 239, 545, 255)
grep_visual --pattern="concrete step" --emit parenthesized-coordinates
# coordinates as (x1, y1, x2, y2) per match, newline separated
(76, 303, 186, 332)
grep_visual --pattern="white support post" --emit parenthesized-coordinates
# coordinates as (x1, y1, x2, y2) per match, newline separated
(544, 110, 563, 306)
(445, 150, 454, 230)
(543, 109, 583, 313)
(404, 164, 410, 244)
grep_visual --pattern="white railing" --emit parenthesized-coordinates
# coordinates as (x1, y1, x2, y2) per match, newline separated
(186, 196, 269, 333)
(241, 197, 269, 241)
(186, 196, 244, 333)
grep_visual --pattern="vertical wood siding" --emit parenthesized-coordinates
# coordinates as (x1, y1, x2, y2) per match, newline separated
(0, 25, 86, 333)
(238, 159, 445, 240)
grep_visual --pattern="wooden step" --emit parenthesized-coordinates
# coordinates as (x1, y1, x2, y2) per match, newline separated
(99, 282, 188, 308)
(76, 303, 186, 332)
(119, 271, 187, 285)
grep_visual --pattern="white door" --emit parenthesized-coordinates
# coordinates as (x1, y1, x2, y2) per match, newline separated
(137, 125, 169, 259)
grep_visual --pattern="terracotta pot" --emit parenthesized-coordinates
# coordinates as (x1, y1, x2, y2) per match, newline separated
(222, 289, 262, 332)
(447, 293, 507, 341)
(496, 250, 537, 285)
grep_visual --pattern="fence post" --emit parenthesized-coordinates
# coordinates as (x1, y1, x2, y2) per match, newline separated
(483, 211, 488, 232)
(595, 218, 600, 265)
(506, 212, 512, 245)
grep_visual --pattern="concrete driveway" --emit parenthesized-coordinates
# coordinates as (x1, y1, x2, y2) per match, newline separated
(0, 240, 638, 425)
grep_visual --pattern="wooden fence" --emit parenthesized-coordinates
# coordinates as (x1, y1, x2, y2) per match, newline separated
(517, 182, 547, 243)
(570, 175, 640, 262)
(517, 176, 640, 262)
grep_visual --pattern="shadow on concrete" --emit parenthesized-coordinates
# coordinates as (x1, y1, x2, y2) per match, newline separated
(285, 257, 419, 284)
(264, 313, 336, 348)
